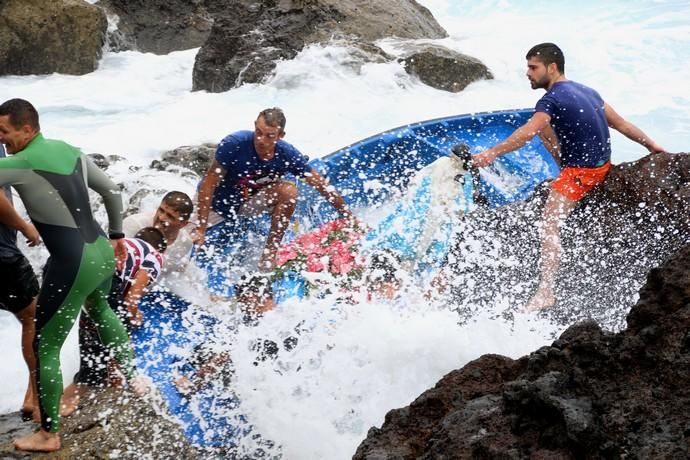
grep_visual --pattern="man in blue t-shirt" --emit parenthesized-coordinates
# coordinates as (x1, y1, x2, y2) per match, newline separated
(473, 42, 664, 312)
(195, 107, 353, 272)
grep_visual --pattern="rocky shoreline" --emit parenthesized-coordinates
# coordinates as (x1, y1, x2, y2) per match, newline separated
(0, 388, 198, 459)
(1, 0, 492, 93)
(354, 240, 690, 458)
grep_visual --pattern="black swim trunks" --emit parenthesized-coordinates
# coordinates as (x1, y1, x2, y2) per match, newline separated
(0, 255, 39, 314)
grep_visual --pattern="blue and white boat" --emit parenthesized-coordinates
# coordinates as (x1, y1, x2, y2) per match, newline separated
(133, 108, 559, 448)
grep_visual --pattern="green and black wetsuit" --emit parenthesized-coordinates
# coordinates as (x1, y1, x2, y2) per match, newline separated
(0, 133, 135, 433)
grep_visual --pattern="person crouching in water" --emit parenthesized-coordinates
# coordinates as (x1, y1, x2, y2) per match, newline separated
(59, 227, 166, 415)
(365, 251, 403, 302)
(173, 275, 275, 395)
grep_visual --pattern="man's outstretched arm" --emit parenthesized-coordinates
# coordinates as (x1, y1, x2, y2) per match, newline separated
(302, 169, 353, 219)
(84, 155, 127, 265)
(0, 193, 39, 246)
(193, 160, 225, 246)
(121, 270, 151, 327)
(473, 112, 552, 168)
(604, 103, 665, 153)
(538, 123, 561, 166)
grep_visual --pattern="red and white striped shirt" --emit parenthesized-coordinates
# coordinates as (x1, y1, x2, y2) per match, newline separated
(117, 238, 164, 290)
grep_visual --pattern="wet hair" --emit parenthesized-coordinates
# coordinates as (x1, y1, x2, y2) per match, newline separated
(366, 251, 402, 285)
(257, 107, 286, 132)
(134, 226, 167, 253)
(235, 275, 273, 301)
(0, 98, 40, 130)
(526, 43, 565, 74)
(161, 191, 193, 221)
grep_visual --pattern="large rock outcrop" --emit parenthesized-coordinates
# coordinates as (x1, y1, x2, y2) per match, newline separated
(354, 241, 690, 458)
(150, 142, 217, 177)
(445, 152, 690, 330)
(400, 44, 494, 93)
(192, 0, 449, 92)
(96, 0, 215, 54)
(0, 0, 107, 76)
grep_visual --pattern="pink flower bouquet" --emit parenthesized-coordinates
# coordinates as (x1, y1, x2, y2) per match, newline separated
(274, 218, 366, 289)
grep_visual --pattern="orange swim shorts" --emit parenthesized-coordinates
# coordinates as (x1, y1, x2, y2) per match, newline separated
(551, 161, 611, 201)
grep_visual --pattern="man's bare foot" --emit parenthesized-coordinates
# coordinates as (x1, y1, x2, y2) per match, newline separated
(21, 384, 39, 421)
(20, 405, 33, 415)
(60, 383, 87, 417)
(20, 408, 40, 423)
(130, 375, 152, 397)
(173, 375, 194, 395)
(209, 293, 231, 303)
(524, 287, 555, 312)
(14, 429, 61, 452)
(22, 408, 40, 423)
(108, 364, 125, 388)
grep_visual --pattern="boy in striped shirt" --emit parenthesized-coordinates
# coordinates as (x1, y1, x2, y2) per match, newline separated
(59, 227, 166, 415)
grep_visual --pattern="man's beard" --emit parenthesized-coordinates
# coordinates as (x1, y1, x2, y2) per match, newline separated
(530, 76, 549, 90)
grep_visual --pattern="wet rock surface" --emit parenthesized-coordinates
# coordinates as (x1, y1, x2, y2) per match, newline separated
(354, 153, 690, 459)
(0, 0, 107, 76)
(96, 0, 216, 54)
(0, 387, 198, 459)
(150, 143, 217, 177)
(400, 44, 494, 93)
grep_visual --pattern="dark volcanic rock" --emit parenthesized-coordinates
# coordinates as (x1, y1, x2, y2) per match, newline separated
(192, 0, 448, 92)
(150, 143, 216, 177)
(357, 355, 525, 459)
(96, 0, 489, 94)
(0, 0, 107, 76)
(445, 152, 690, 329)
(125, 187, 169, 217)
(87, 153, 112, 170)
(400, 44, 494, 92)
(354, 242, 690, 459)
(96, 0, 215, 54)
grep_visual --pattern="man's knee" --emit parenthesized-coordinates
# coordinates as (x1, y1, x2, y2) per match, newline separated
(544, 189, 576, 219)
(274, 181, 299, 204)
(15, 298, 37, 326)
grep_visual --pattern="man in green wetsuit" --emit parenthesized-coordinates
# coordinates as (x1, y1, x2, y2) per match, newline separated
(0, 98, 141, 453)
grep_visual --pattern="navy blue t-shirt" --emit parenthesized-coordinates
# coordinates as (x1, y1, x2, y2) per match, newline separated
(0, 146, 21, 261)
(211, 130, 312, 218)
(535, 81, 611, 168)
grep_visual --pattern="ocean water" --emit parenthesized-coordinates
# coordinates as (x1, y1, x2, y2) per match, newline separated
(1, 0, 688, 457)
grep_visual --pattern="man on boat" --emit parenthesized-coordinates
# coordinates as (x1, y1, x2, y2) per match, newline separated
(194, 107, 353, 273)
(473, 43, 664, 311)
